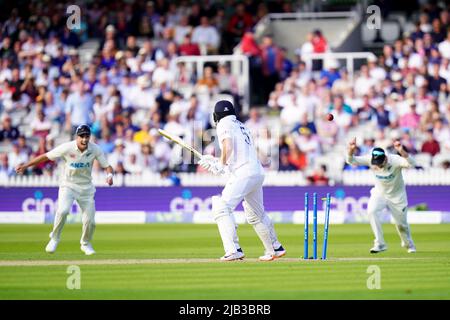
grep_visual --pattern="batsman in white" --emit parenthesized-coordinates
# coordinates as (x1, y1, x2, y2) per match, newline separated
(198, 100, 286, 261)
(15, 125, 114, 255)
(346, 137, 416, 253)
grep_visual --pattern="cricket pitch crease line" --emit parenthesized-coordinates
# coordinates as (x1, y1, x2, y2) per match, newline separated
(0, 257, 430, 267)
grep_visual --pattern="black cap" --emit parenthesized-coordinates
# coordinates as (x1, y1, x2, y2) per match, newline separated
(371, 147, 386, 165)
(213, 100, 236, 123)
(75, 124, 91, 136)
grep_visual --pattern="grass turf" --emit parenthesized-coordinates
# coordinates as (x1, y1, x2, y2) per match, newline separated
(0, 224, 449, 299)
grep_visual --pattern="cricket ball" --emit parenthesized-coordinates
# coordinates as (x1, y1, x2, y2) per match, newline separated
(326, 113, 334, 121)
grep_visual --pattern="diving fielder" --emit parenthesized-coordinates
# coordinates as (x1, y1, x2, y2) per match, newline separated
(346, 137, 416, 253)
(198, 100, 286, 261)
(15, 125, 114, 255)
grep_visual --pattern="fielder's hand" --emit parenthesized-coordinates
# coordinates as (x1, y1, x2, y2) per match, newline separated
(106, 173, 114, 186)
(348, 137, 357, 155)
(393, 140, 403, 153)
(15, 164, 27, 175)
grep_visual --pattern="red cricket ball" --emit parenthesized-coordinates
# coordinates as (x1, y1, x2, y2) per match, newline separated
(327, 113, 334, 121)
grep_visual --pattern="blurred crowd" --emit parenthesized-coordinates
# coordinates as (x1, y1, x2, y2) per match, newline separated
(0, 0, 295, 180)
(1, 0, 450, 185)
(266, 1, 450, 182)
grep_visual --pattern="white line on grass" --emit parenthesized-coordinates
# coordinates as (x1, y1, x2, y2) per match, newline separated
(0, 257, 429, 267)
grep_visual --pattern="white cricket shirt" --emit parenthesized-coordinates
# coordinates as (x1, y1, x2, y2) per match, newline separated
(46, 141, 110, 192)
(216, 115, 263, 175)
(346, 153, 415, 205)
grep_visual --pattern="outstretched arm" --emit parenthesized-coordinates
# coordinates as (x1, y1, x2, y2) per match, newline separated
(345, 137, 370, 166)
(15, 154, 50, 174)
(393, 140, 415, 168)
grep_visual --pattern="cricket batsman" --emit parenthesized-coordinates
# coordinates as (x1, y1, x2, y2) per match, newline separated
(15, 125, 114, 255)
(198, 100, 286, 261)
(346, 137, 416, 253)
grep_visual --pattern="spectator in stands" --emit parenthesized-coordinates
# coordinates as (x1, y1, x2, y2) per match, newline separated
(438, 28, 450, 59)
(291, 113, 317, 136)
(0, 152, 13, 178)
(442, 160, 450, 170)
(260, 35, 283, 103)
(356, 95, 376, 123)
(427, 63, 447, 95)
(129, 75, 155, 111)
(286, 141, 307, 171)
(134, 122, 152, 145)
(30, 137, 54, 175)
(421, 129, 440, 156)
(196, 65, 219, 95)
(225, 2, 254, 51)
(245, 107, 268, 138)
(307, 164, 329, 186)
(124, 153, 143, 174)
(152, 58, 174, 87)
(0, 113, 20, 142)
(354, 65, 377, 97)
(373, 102, 391, 129)
(278, 149, 297, 171)
(297, 32, 314, 60)
(400, 129, 418, 155)
(140, 143, 158, 172)
(30, 110, 52, 138)
(399, 103, 421, 130)
(115, 161, 129, 176)
(151, 129, 172, 171)
(108, 139, 127, 170)
(319, 59, 341, 88)
(65, 82, 94, 134)
(8, 142, 28, 174)
(433, 119, 450, 152)
(98, 130, 115, 154)
(217, 63, 238, 95)
(240, 30, 262, 103)
(293, 127, 321, 166)
(174, 15, 192, 45)
(329, 95, 352, 136)
(311, 29, 328, 71)
(179, 34, 201, 56)
(279, 47, 293, 81)
(191, 16, 220, 55)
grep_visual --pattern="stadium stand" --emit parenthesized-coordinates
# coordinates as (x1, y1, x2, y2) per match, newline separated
(0, 0, 450, 187)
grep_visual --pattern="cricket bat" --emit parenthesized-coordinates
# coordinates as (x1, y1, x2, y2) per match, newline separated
(158, 129, 203, 159)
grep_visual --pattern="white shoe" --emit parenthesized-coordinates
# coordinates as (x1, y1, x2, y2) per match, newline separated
(220, 251, 244, 261)
(259, 254, 276, 261)
(370, 244, 388, 254)
(80, 243, 96, 255)
(237, 248, 245, 258)
(274, 245, 286, 258)
(407, 245, 416, 253)
(45, 239, 59, 253)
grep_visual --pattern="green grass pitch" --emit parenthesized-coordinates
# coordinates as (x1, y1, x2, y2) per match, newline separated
(0, 223, 449, 299)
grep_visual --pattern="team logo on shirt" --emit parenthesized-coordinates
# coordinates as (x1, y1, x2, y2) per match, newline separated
(70, 162, 90, 168)
(69, 153, 76, 159)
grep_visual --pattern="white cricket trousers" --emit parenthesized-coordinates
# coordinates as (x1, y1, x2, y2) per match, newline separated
(367, 189, 414, 248)
(220, 171, 281, 253)
(50, 186, 96, 246)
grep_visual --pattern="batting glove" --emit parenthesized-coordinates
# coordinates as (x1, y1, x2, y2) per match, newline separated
(199, 155, 226, 175)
